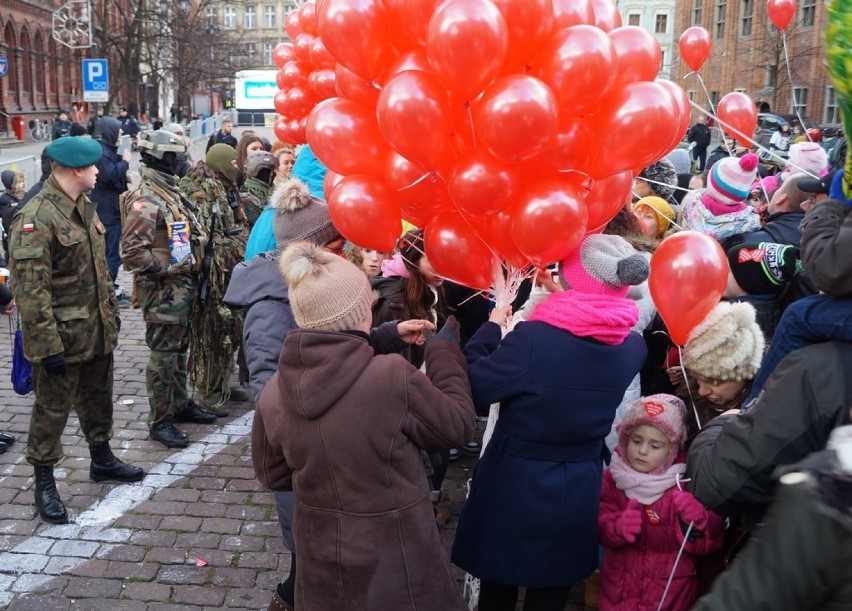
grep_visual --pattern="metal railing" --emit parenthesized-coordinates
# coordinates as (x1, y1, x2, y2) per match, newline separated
(0, 156, 39, 190)
(186, 111, 236, 141)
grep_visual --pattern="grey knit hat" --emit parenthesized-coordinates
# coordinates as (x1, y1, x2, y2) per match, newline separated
(279, 241, 373, 331)
(683, 301, 765, 382)
(638, 158, 678, 201)
(559, 234, 649, 298)
(271, 179, 340, 250)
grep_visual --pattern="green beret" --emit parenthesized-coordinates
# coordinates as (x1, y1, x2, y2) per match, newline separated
(45, 136, 102, 168)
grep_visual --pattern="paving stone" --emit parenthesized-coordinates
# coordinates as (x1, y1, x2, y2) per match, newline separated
(7, 594, 72, 610)
(103, 560, 158, 581)
(69, 599, 148, 611)
(211, 567, 259, 588)
(63, 576, 123, 598)
(50, 540, 100, 558)
(0, 552, 50, 573)
(225, 587, 271, 609)
(156, 565, 212, 586)
(175, 532, 221, 549)
(172, 584, 226, 606)
(236, 551, 278, 570)
(120, 581, 173, 603)
(200, 518, 242, 535)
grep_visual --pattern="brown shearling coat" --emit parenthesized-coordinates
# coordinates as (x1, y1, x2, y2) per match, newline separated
(253, 329, 475, 611)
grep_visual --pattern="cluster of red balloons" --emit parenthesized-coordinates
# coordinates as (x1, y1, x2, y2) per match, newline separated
(300, 0, 691, 290)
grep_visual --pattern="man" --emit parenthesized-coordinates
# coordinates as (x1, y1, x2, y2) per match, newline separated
(51, 110, 72, 140)
(69, 104, 84, 125)
(687, 116, 712, 171)
(87, 107, 104, 136)
(164, 122, 192, 177)
(206, 118, 238, 152)
(8, 137, 144, 525)
(121, 130, 218, 449)
(797, 169, 838, 212)
(117, 108, 140, 139)
(240, 150, 278, 229)
(90, 116, 132, 306)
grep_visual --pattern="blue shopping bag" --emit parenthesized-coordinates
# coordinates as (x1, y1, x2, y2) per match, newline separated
(11, 318, 33, 395)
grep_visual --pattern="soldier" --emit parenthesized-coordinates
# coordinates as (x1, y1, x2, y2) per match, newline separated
(121, 130, 218, 449)
(180, 144, 247, 414)
(8, 137, 144, 525)
(240, 150, 279, 229)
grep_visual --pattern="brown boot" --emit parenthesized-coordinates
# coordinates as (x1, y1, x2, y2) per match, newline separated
(584, 570, 600, 608)
(267, 590, 294, 611)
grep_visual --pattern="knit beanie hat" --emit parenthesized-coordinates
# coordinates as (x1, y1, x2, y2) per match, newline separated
(560, 234, 650, 298)
(727, 242, 802, 296)
(279, 241, 374, 331)
(683, 301, 765, 382)
(787, 142, 828, 176)
(617, 394, 687, 471)
(633, 196, 675, 238)
(638, 158, 678, 202)
(271, 179, 341, 251)
(205, 143, 238, 184)
(705, 153, 759, 206)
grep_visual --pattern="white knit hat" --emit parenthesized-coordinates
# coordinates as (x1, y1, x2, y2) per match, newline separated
(617, 394, 687, 471)
(787, 142, 828, 176)
(683, 301, 765, 381)
(705, 153, 760, 206)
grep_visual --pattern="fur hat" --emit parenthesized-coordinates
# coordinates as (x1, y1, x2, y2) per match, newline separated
(705, 153, 759, 206)
(638, 158, 678, 201)
(271, 179, 340, 251)
(280, 241, 374, 331)
(683, 301, 765, 382)
(633, 196, 675, 238)
(727, 242, 802, 295)
(787, 142, 828, 176)
(617, 394, 687, 471)
(560, 234, 650, 298)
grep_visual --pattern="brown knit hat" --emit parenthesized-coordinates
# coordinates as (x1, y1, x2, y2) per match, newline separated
(271, 179, 340, 250)
(279, 241, 374, 331)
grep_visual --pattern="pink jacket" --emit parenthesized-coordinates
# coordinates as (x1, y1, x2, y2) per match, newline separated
(598, 469, 724, 611)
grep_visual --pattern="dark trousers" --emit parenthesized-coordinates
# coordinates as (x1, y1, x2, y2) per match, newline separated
(479, 580, 571, 611)
(692, 146, 708, 171)
(104, 223, 122, 282)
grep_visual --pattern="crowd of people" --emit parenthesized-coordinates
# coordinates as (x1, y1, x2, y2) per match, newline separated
(0, 105, 850, 611)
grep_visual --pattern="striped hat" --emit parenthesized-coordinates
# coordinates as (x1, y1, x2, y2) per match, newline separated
(706, 153, 760, 206)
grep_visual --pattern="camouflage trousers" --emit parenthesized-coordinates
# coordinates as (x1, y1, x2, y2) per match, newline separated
(27, 353, 114, 467)
(136, 273, 195, 425)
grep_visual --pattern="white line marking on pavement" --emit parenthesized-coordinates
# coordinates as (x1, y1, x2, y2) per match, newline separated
(0, 411, 255, 600)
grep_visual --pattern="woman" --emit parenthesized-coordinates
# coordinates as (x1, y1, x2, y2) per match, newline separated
(346, 244, 387, 278)
(272, 142, 296, 184)
(769, 124, 792, 152)
(236, 134, 265, 180)
(452, 234, 650, 611)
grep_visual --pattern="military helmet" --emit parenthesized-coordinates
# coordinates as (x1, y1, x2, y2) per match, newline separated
(137, 129, 187, 159)
(244, 150, 279, 179)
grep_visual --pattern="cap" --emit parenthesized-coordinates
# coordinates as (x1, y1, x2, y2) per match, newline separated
(45, 136, 102, 168)
(797, 169, 839, 195)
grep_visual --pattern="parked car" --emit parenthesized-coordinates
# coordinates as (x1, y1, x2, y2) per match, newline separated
(753, 113, 789, 148)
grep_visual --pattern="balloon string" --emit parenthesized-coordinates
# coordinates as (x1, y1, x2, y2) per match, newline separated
(781, 31, 814, 143)
(397, 171, 433, 194)
(693, 72, 735, 158)
(678, 344, 703, 432)
(466, 102, 477, 149)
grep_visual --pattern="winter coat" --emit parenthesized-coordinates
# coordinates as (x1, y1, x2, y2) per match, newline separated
(705, 146, 729, 172)
(800, 199, 852, 297)
(252, 330, 475, 611)
(291, 144, 327, 198)
(90, 117, 129, 226)
(693, 446, 852, 611)
(118, 115, 140, 138)
(680, 189, 761, 242)
(687, 342, 852, 525)
(451, 321, 647, 587)
(205, 129, 238, 152)
(688, 123, 711, 149)
(598, 470, 724, 611)
(723, 210, 805, 249)
(243, 206, 276, 261)
(370, 275, 426, 367)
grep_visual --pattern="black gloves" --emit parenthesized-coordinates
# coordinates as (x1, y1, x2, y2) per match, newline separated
(115, 315, 122, 333)
(42, 353, 68, 377)
(424, 316, 461, 347)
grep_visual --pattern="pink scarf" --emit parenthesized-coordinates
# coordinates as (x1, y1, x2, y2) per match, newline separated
(527, 290, 638, 345)
(609, 452, 686, 505)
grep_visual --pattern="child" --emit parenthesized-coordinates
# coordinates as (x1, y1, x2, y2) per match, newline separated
(599, 394, 724, 611)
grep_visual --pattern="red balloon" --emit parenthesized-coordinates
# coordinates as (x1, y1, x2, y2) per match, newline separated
(511, 179, 588, 266)
(334, 63, 380, 107)
(427, 0, 509, 103)
(318, 0, 393, 80)
(531, 25, 616, 117)
(328, 175, 402, 252)
(274, 90, 288, 116)
(590, 0, 622, 31)
(278, 61, 309, 90)
(323, 170, 344, 201)
(309, 37, 336, 69)
(657, 79, 691, 149)
(295, 33, 315, 65)
(767, 0, 796, 30)
(273, 43, 296, 69)
(385, 152, 452, 225)
(586, 81, 680, 177)
(377, 70, 453, 171)
(285, 10, 302, 40)
(282, 87, 315, 118)
(424, 211, 496, 290)
(300, 1, 319, 35)
(308, 69, 337, 100)
(649, 231, 728, 346)
(609, 26, 662, 88)
(552, 0, 594, 28)
(716, 91, 757, 148)
(584, 171, 633, 229)
(306, 98, 390, 177)
(383, 0, 442, 51)
(485, 211, 530, 269)
(678, 26, 712, 73)
(274, 117, 305, 146)
(378, 49, 430, 83)
(449, 149, 520, 216)
(491, 0, 554, 68)
(518, 115, 592, 181)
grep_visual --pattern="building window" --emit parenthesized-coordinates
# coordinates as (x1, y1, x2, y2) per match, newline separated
(734, 87, 747, 93)
(246, 43, 257, 61)
(264, 5, 276, 28)
(628, 13, 641, 26)
(793, 87, 808, 115)
(824, 86, 839, 124)
(741, 0, 753, 35)
(263, 42, 274, 65)
(205, 6, 217, 26)
(693, 0, 703, 25)
(655, 13, 668, 33)
(710, 90, 720, 108)
(660, 49, 666, 70)
(687, 90, 697, 102)
(715, 0, 726, 38)
(244, 5, 256, 29)
(801, 0, 816, 26)
(224, 6, 236, 29)
(766, 63, 778, 88)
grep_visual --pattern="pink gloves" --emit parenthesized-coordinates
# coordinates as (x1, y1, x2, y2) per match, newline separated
(674, 491, 709, 528)
(614, 499, 643, 543)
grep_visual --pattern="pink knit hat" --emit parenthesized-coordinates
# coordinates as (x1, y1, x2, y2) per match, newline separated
(617, 394, 687, 471)
(787, 142, 828, 176)
(704, 153, 760, 206)
(559, 234, 649, 298)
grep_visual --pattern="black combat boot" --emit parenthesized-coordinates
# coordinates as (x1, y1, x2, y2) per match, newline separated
(89, 441, 146, 483)
(150, 416, 190, 449)
(173, 401, 217, 424)
(33, 466, 68, 524)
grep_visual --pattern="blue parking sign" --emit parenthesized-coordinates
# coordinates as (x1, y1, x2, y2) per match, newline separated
(82, 59, 109, 102)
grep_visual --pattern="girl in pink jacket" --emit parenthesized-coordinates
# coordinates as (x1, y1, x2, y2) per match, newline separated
(598, 395, 724, 611)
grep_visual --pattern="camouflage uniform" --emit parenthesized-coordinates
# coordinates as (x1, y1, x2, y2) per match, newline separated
(121, 166, 201, 425)
(8, 175, 120, 466)
(180, 160, 246, 409)
(240, 177, 271, 229)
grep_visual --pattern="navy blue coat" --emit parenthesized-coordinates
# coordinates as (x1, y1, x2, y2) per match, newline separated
(451, 320, 646, 588)
(90, 141, 129, 226)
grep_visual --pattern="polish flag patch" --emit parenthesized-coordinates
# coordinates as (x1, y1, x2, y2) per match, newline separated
(22, 223, 35, 233)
